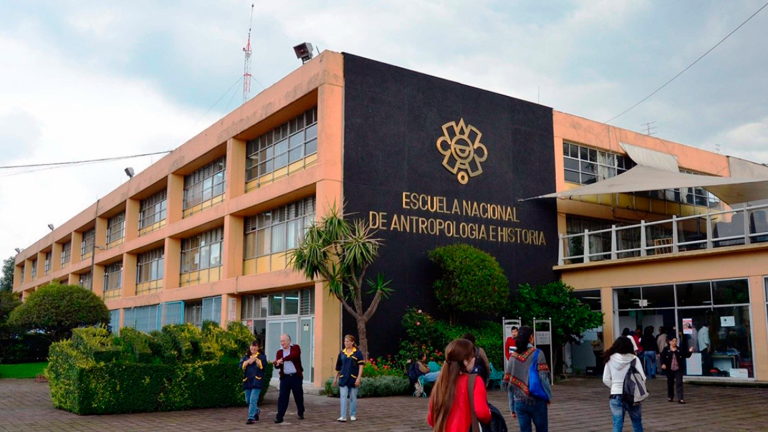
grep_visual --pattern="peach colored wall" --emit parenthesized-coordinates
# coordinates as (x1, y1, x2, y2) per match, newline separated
(561, 244, 768, 381)
(11, 51, 345, 388)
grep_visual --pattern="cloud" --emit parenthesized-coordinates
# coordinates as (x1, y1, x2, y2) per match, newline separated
(0, 109, 42, 161)
(710, 118, 768, 164)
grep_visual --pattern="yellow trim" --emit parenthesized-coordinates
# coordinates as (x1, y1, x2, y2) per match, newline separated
(103, 289, 122, 300)
(139, 220, 166, 237)
(182, 194, 225, 218)
(245, 153, 318, 192)
(179, 267, 222, 287)
(106, 238, 124, 250)
(136, 280, 163, 295)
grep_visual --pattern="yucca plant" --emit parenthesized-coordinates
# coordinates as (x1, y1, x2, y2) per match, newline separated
(289, 204, 392, 360)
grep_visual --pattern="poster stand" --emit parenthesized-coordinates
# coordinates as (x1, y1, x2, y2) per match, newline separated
(533, 317, 554, 385)
(502, 317, 522, 370)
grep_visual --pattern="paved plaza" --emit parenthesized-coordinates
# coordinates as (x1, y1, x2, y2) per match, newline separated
(1, 377, 767, 431)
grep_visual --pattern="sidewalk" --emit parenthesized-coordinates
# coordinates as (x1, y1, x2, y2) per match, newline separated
(1, 376, 767, 431)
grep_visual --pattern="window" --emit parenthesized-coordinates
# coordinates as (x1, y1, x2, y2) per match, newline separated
(31, 259, 37, 279)
(246, 107, 318, 184)
(124, 305, 161, 333)
(202, 296, 222, 324)
(61, 242, 71, 267)
(244, 196, 316, 259)
(81, 229, 95, 259)
(563, 142, 632, 185)
(103, 262, 123, 292)
(181, 227, 224, 274)
(79, 272, 92, 290)
(183, 157, 226, 213)
(108, 309, 120, 332)
(137, 248, 164, 283)
(185, 301, 203, 327)
(139, 190, 167, 232)
(161, 301, 184, 326)
(44, 252, 51, 275)
(245, 289, 314, 318)
(20, 265, 24, 283)
(106, 212, 126, 245)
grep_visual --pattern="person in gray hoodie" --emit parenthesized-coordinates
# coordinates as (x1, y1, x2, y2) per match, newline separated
(603, 336, 646, 432)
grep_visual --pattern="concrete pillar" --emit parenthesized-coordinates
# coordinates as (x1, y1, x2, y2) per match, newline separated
(52, 243, 62, 273)
(167, 174, 184, 224)
(67, 273, 78, 285)
(222, 215, 244, 280)
(122, 254, 137, 298)
(95, 217, 108, 250)
(125, 198, 140, 243)
(164, 237, 181, 289)
(71, 232, 83, 264)
(13, 264, 22, 289)
(23, 259, 33, 283)
(226, 138, 246, 200)
(749, 275, 768, 380)
(601, 286, 614, 345)
(36, 252, 45, 280)
(92, 265, 105, 298)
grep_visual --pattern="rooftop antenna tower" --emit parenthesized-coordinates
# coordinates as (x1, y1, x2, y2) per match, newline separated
(641, 121, 657, 136)
(242, 3, 254, 104)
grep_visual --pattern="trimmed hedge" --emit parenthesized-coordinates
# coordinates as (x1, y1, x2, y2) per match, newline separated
(46, 322, 273, 415)
(324, 375, 410, 398)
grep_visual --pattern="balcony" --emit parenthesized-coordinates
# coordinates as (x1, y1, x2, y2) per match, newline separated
(559, 203, 768, 265)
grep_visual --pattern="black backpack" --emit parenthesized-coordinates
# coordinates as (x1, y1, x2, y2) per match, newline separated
(471, 348, 489, 382)
(407, 362, 422, 385)
(485, 403, 508, 432)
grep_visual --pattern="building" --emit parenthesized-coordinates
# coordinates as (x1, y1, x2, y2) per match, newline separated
(14, 51, 768, 386)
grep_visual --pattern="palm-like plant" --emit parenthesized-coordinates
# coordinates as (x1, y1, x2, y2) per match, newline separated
(289, 204, 392, 360)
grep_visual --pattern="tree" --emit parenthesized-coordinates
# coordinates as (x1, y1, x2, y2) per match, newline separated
(428, 243, 509, 324)
(509, 281, 604, 373)
(289, 205, 392, 360)
(0, 256, 15, 293)
(0, 290, 21, 339)
(8, 282, 110, 342)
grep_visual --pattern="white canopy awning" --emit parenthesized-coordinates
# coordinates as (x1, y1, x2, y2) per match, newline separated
(522, 165, 768, 205)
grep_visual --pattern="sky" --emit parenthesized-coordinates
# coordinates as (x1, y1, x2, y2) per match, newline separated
(2, 0, 768, 260)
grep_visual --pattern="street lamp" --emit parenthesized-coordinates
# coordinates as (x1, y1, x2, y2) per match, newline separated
(125, 167, 135, 178)
(293, 42, 314, 64)
(48, 224, 54, 231)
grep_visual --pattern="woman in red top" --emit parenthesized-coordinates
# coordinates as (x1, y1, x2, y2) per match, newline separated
(427, 338, 492, 431)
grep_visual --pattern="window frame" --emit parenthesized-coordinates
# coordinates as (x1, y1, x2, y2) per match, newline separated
(183, 157, 226, 211)
(103, 262, 123, 292)
(61, 242, 71, 267)
(180, 227, 224, 274)
(81, 229, 95, 259)
(106, 212, 126, 244)
(139, 190, 168, 230)
(137, 248, 165, 283)
(244, 196, 316, 259)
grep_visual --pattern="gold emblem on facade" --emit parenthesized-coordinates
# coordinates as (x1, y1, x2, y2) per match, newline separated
(436, 118, 488, 185)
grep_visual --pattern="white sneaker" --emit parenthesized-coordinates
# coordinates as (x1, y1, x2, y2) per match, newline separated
(337, 417, 347, 422)
(350, 416, 357, 421)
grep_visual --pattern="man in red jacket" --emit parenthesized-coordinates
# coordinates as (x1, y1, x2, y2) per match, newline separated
(274, 333, 305, 423)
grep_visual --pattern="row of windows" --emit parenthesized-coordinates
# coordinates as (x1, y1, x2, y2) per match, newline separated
(563, 142, 721, 209)
(244, 197, 316, 259)
(246, 107, 318, 183)
(181, 227, 224, 274)
(104, 262, 123, 292)
(106, 213, 126, 245)
(137, 248, 165, 283)
(183, 157, 226, 211)
(121, 297, 221, 334)
(139, 190, 168, 230)
(241, 288, 315, 319)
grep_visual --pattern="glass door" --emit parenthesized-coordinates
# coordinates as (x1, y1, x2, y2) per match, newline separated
(300, 317, 315, 382)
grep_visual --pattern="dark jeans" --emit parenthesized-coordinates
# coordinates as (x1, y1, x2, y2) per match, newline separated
(515, 399, 548, 432)
(276, 374, 305, 421)
(701, 350, 712, 376)
(609, 396, 642, 432)
(666, 370, 684, 400)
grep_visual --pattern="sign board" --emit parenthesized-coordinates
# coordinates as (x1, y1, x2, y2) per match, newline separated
(730, 368, 749, 379)
(535, 331, 551, 345)
(686, 353, 702, 375)
(720, 316, 735, 327)
(683, 318, 693, 335)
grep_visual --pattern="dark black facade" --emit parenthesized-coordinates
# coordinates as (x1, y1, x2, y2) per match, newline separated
(341, 53, 558, 357)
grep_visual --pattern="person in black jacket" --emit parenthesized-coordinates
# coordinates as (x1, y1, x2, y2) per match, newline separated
(660, 334, 693, 404)
(333, 335, 365, 422)
(641, 326, 658, 379)
(239, 339, 267, 424)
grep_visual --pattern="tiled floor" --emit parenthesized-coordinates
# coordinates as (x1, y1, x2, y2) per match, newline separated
(1, 376, 766, 431)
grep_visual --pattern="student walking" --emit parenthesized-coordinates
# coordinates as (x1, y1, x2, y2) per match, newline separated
(333, 335, 365, 422)
(660, 334, 693, 404)
(274, 333, 305, 423)
(603, 336, 646, 432)
(505, 326, 552, 432)
(427, 338, 491, 432)
(641, 327, 657, 379)
(239, 340, 267, 424)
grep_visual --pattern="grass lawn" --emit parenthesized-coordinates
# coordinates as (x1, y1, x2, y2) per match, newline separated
(0, 362, 48, 379)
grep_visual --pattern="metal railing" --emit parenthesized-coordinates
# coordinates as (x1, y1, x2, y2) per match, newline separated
(559, 202, 768, 266)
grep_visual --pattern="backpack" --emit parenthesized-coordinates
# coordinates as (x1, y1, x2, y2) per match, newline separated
(485, 403, 508, 432)
(527, 349, 550, 401)
(622, 358, 649, 405)
(407, 361, 423, 384)
(471, 348, 489, 382)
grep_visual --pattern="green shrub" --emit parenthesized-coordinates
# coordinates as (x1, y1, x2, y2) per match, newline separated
(46, 322, 273, 415)
(398, 308, 504, 370)
(428, 244, 509, 325)
(324, 375, 410, 398)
